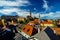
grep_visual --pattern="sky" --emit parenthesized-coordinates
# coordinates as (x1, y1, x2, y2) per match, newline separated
(0, 0, 60, 19)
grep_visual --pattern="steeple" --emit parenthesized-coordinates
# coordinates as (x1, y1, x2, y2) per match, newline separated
(30, 10, 32, 17)
(39, 14, 40, 23)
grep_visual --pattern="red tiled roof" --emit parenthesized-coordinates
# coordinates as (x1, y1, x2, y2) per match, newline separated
(51, 28, 60, 35)
(21, 25, 38, 36)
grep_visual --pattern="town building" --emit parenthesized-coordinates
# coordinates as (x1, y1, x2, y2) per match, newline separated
(17, 17, 26, 22)
(40, 19, 54, 27)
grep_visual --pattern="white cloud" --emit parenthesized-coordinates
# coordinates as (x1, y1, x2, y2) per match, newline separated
(0, 0, 30, 6)
(0, 0, 31, 16)
(0, 0, 60, 19)
(0, 8, 30, 17)
(42, 0, 60, 19)
(17, 10, 30, 17)
(39, 11, 60, 19)
(43, 0, 49, 11)
(0, 7, 60, 19)
(0, 7, 39, 18)
(40, 12, 53, 17)
(0, 1, 18, 6)
(0, 8, 18, 15)
(54, 11, 60, 18)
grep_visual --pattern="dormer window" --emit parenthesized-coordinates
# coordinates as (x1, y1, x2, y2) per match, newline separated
(27, 29, 30, 32)
(23, 28, 25, 30)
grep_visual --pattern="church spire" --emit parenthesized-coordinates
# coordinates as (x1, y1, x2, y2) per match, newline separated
(30, 10, 32, 17)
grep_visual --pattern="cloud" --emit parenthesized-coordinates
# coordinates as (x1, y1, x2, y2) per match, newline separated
(0, 0, 31, 17)
(42, 0, 59, 19)
(0, 7, 39, 18)
(0, 7, 30, 17)
(40, 12, 53, 17)
(0, 8, 18, 15)
(0, 0, 30, 6)
(43, 0, 49, 11)
(0, 6, 60, 19)
(0, 0, 14, 1)
(43, 0, 52, 12)
(40, 11, 60, 19)
(0, 0, 60, 19)
(0, 1, 18, 6)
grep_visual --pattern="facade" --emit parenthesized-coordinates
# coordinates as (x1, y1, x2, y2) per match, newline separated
(17, 17, 26, 22)
(56, 19, 60, 27)
(40, 19, 54, 27)
(28, 18, 39, 25)
(1, 15, 18, 23)
(1, 15, 18, 19)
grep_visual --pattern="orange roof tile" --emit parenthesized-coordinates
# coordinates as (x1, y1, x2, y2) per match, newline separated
(51, 28, 60, 35)
(34, 19, 39, 23)
(48, 20, 53, 22)
(21, 25, 38, 36)
(41, 20, 53, 24)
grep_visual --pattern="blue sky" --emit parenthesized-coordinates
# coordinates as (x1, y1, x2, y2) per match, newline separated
(0, 0, 60, 19)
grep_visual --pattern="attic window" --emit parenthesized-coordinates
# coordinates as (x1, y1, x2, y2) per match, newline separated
(23, 28, 25, 30)
(27, 29, 30, 32)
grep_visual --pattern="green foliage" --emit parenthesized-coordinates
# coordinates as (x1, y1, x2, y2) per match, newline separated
(34, 16, 37, 19)
(18, 19, 27, 24)
(26, 16, 34, 22)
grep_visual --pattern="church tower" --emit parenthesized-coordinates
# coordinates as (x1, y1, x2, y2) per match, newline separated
(30, 10, 32, 17)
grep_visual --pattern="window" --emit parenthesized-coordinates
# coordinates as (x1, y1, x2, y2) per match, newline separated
(27, 29, 30, 32)
(23, 28, 25, 30)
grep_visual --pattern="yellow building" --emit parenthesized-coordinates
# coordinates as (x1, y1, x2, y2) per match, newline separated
(1, 19, 5, 25)
(17, 17, 26, 22)
(40, 20, 54, 27)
